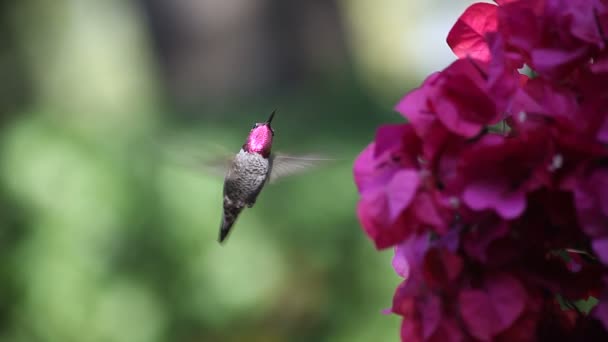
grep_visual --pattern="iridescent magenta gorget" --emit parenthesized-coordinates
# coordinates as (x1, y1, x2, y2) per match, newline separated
(243, 124, 274, 157)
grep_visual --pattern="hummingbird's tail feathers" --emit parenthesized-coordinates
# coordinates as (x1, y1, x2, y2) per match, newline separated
(218, 205, 244, 244)
(268, 153, 336, 184)
(218, 223, 232, 244)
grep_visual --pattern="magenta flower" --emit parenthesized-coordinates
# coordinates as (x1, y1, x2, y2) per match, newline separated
(570, 166, 608, 260)
(390, 233, 465, 341)
(353, 124, 457, 249)
(458, 130, 552, 219)
(447, 2, 498, 63)
(354, 140, 420, 249)
(354, 0, 608, 340)
(595, 277, 608, 331)
(462, 214, 510, 265)
(395, 57, 516, 138)
(458, 273, 528, 341)
(498, 0, 608, 79)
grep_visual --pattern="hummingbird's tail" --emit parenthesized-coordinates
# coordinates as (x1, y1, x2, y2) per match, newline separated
(218, 205, 244, 243)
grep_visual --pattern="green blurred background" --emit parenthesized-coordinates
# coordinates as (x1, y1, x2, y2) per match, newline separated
(0, 1, 478, 341)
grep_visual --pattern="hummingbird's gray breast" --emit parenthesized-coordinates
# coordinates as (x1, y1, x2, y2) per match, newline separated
(219, 149, 270, 243)
(223, 149, 270, 208)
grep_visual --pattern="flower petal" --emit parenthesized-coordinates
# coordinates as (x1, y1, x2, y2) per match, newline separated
(447, 3, 498, 62)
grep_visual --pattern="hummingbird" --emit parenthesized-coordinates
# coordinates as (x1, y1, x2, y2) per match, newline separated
(219, 110, 328, 243)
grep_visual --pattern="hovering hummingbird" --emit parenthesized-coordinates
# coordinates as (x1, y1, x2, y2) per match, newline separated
(218, 110, 329, 244)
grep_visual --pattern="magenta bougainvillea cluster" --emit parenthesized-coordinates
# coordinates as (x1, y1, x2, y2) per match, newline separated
(353, 0, 608, 340)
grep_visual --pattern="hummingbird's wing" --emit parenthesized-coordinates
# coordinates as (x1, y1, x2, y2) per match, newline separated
(156, 136, 233, 178)
(268, 153, 334, 184)
(201, 156, 234, 178)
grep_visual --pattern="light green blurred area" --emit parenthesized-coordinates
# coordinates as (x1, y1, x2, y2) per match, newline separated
(0, 0, 470, 341)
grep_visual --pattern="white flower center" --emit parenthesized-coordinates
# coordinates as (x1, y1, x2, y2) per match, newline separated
(518, 111, 527, 123)
(449, 196, 460, 208)
(548, 154, 563, 172)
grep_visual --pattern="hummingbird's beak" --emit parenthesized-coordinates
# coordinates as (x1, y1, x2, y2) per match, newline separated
(266, 110, 276, 125)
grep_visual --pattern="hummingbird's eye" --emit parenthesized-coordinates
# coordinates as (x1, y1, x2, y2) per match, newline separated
(251, 123, 257, 129)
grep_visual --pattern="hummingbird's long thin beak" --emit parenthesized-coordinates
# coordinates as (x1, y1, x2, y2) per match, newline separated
(266, 110, 276, 125)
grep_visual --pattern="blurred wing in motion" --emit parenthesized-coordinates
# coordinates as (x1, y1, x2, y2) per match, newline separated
(156, 137, 234, 178)
(269, 153, 334, 184)
(200, 155, 233, 178)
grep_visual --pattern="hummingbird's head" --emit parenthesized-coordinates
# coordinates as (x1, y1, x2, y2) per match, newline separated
(243, 110, 275, 157)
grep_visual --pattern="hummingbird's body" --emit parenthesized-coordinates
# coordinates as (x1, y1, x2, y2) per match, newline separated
(220, 149, 270, 241)
(219, 111, 276, 243)
(218, 110, 329, 243)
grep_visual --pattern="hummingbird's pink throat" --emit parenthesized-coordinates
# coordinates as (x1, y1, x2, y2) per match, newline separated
(244, 124, 273, 157)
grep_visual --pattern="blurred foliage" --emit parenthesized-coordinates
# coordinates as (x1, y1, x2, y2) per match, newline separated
(0, 81, 401, 342)
(0, 0, 469, 341)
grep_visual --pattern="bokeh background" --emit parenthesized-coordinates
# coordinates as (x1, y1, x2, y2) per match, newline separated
(0, 1, 479, 341)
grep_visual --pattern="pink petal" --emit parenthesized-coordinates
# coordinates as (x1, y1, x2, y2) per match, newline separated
(459, 289, 496, 341)
(487, 274, 527, 329)
(447, 3, 498, 62)
(357, 189, 416, 250)
(434, 95, 485, 138)
(411, 192, 446, 232)
(353, 142, 376, 192)
(387, 169, 420, 221)
(459, 274, 527, 340)
(420, 294, 441, 339)
(597, 170, 608, 217)
(423, 248, 464, 287)
(394, 73, 441, 137)
(430, 318, 465, 342)
(591, 53, 608, 73)
(463, 180, 526, 219)
(464, 219, 510, 263)
(594, 287, 608, 331)
(374, 124, 408, 157)
(392, 234, 430, 278)
(572, 167, 608, 238)
(392, 250, 410, 279)
(531, 47, 589, 79)
(598, 115, 608, 144)
(400, 318, 423, 342)
(592, 237, 608, 266)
